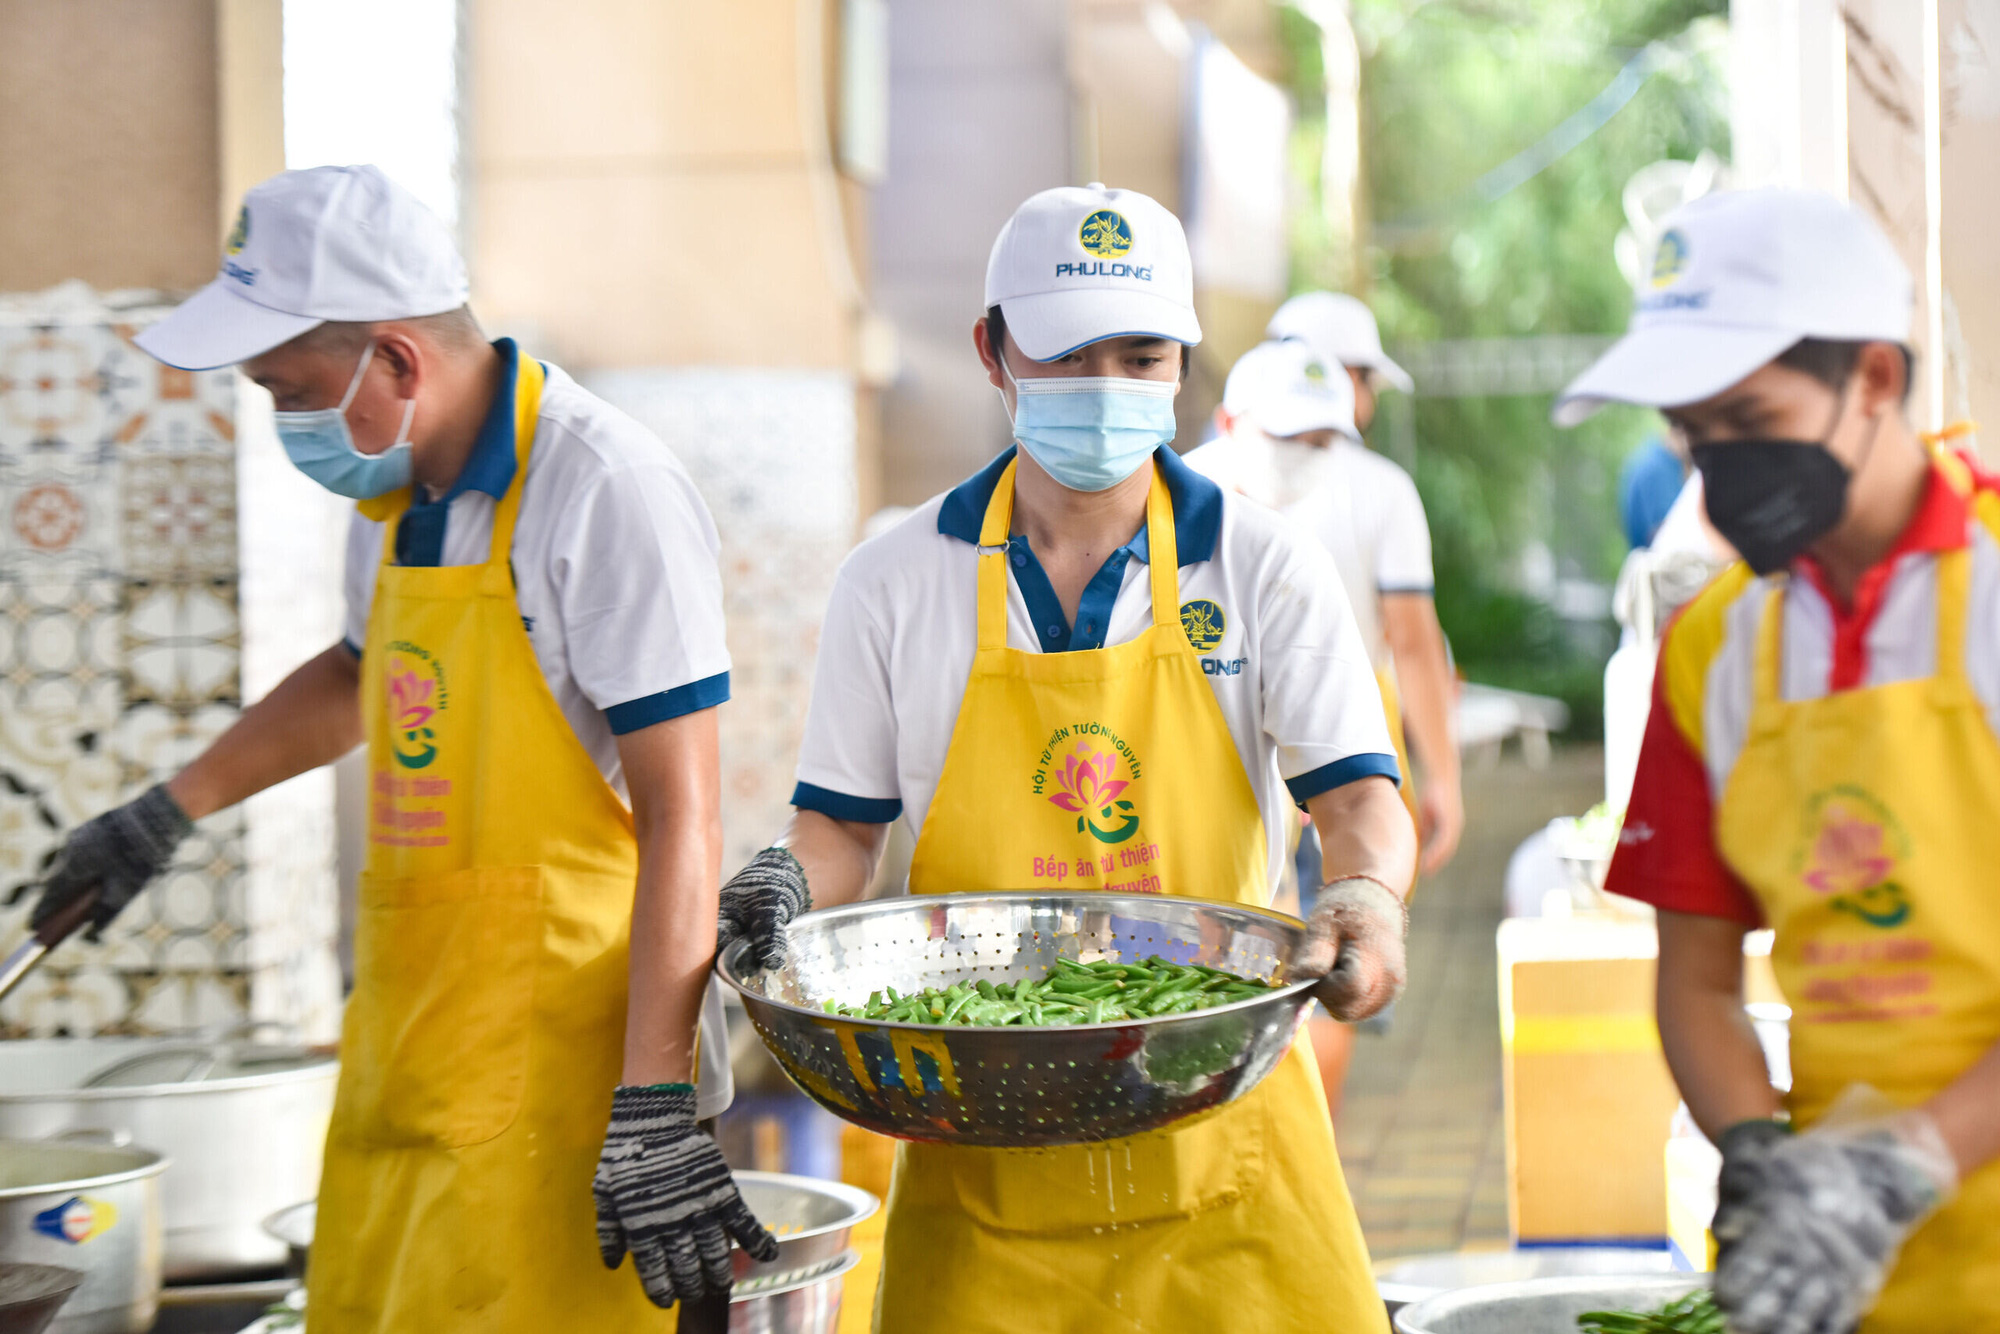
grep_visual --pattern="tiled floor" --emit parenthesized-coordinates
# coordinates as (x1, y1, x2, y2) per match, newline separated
(1335, 743, 1607, 1259)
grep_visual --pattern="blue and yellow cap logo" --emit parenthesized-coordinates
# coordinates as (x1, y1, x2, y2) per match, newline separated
(1303, 359, 1328, 383)
(1180, 600, 1226, 653)
(34, 1195, 118, 1244)
(1079, 209, 1133, 260)
(225, 206, 249, 257)
(1650, 229, 1688, 289)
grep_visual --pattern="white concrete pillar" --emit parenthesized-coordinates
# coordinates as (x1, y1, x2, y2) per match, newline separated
(1939, 1, 2000, 448)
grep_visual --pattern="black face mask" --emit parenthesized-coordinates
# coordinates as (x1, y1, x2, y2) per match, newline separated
(1691, 440, 1852, 575)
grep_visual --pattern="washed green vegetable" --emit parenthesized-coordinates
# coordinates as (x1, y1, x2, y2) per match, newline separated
(1577, 1291, 1724, 1334)
(820, 956, 1278, 1026)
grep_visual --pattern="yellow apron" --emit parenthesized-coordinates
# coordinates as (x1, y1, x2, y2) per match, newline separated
(309, 356, 673, 1332)
(877, 458, 1384, 1334)
(1714, 467, 2000, 1330)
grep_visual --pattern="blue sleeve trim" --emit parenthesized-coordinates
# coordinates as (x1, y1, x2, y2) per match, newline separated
(604, 671, 731, 734)
(1286, 752, 1403, 807)
(1377, 583, 1436, 596)
(792, 782, 903, 824)
(341, 637, 363, 659)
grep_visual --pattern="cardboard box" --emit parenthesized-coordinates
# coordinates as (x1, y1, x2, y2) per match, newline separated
(1499, 916, 1780, 1245)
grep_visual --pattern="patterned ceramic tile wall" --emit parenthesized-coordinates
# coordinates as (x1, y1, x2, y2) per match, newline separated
(582, 368, 858, 871)
(0, 293, 342, 1039)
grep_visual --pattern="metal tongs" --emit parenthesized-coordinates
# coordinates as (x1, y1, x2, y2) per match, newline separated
(0, 885, 101, 1002)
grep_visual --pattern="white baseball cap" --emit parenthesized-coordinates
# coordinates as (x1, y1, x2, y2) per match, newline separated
(984, 183, 1201, 362)
(1267, 291, 1414, 393)
(1554, 188, 1912, 426)
(1222, 340, 1358, 440)
(136, 165, 470, 371)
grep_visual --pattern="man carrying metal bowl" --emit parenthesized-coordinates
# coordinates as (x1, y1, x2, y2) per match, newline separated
(716, 184, 1418, 1333)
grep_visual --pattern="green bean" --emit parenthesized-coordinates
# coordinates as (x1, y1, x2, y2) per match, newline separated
(821, 958, 1278, 1026)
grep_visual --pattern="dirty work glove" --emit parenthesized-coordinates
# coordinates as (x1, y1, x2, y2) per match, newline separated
(594, 1084, 780, 1308)
(7, 785, 191, 942)
(1292, 873, 1407, 1022)
(1712, 1117, 1793, 1265)
(717, 847, 810, 972)
(1714, 1101, 1957, 1334)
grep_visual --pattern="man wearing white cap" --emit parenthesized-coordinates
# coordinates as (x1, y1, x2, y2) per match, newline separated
(1263, 295, 1461, 868)
(1560, 187, 2000, 1333)
(713, 185, 1413, 1331)
(1268, 289, 1417, 431)
(13, 165, 776, 1329)
(1190, 339, 1461, 874)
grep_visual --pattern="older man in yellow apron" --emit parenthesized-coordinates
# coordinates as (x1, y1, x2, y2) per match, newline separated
(717, 185, 1416, 1332)
(1561, 188, 2000, 1333)
(18, 166, 774, 1328)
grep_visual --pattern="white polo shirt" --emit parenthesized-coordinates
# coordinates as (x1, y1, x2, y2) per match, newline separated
(1184, 436, 1434, 669)
(342, 343, 733, 796)
(340, 341, 734, 1117)
(792, 447, 1399, 895)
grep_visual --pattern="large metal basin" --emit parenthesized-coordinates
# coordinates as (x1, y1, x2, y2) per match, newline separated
(731, 1172, 875, 1287)
(1376, 1248, 1676, 1314)
(728, 1250, 855, 1334)
(1394, 1275, 1709, 1334)
(261, 1172, 877, 1303)
(0, 1039, 335, 1280)
(0, 1140, 164, 1334)
(0, 1263, 83, 1334)
(720, 892, 1316, 1147)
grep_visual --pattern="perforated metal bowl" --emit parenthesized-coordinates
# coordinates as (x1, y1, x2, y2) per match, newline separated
(717, 892, 1315, 1147)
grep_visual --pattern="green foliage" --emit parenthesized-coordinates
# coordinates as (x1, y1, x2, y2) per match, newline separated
(1280, 0, 1729, 730)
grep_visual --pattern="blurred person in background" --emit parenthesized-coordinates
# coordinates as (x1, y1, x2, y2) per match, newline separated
(713, 185, 1415, 1332)
(1559, 187, 2000, 1334)
(1264, 292, 1463, 877)
(1182, 338, 1459, 1114)
(1619, 431, 1690, 550)
(12, 166, 772, 1329)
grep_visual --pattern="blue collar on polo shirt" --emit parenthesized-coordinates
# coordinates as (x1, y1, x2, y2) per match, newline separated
(936, 445, 1222, 652)
(394, 337, 522, 568)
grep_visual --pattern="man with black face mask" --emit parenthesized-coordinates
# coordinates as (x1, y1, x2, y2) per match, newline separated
(1555, 188, 2000, 1334)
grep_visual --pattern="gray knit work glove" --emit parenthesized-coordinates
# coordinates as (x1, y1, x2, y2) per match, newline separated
(7, 784, 191, 942)
(1292, 873, 1408, 1021)
(593, 1084, 779, 1308)
(1714, 1103, 1957, 1334)
(1712, 1117, 1794, 1267)
(717, 847, 811, 972)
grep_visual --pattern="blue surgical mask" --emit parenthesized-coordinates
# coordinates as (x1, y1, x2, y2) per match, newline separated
(273, 342, 416, 499)
(1003, 365, 1178, 492)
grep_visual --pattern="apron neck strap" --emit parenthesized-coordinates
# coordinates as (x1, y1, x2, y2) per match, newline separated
(973, 455, 1177, 652)
(482, 354, 547, 584)
(1752, 582, 1786, 708)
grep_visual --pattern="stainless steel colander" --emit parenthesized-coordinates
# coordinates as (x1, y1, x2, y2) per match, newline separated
(716, 892, 1316, 1148)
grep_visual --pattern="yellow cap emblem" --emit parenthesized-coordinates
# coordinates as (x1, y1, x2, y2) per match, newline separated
(1079, 209, 1133, 260)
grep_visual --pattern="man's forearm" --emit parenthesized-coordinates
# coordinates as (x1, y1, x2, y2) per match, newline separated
(1382, 594, 1458, 787)
(1925, 1038, 2000, 1177)
(1656, 910, 1783, 1138)
(1306, 775, 1417, 900)
(619, 711, 724, 1088)
(167, 643, 363, 819)
(777, 809, 888, 909)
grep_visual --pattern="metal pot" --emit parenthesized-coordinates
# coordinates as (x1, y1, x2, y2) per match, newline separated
(0, 1139, 164, 1334)
(0, 1039, 336, 1281)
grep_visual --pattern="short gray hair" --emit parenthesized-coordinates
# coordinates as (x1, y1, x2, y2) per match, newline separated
(293, 305, 487, 359)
